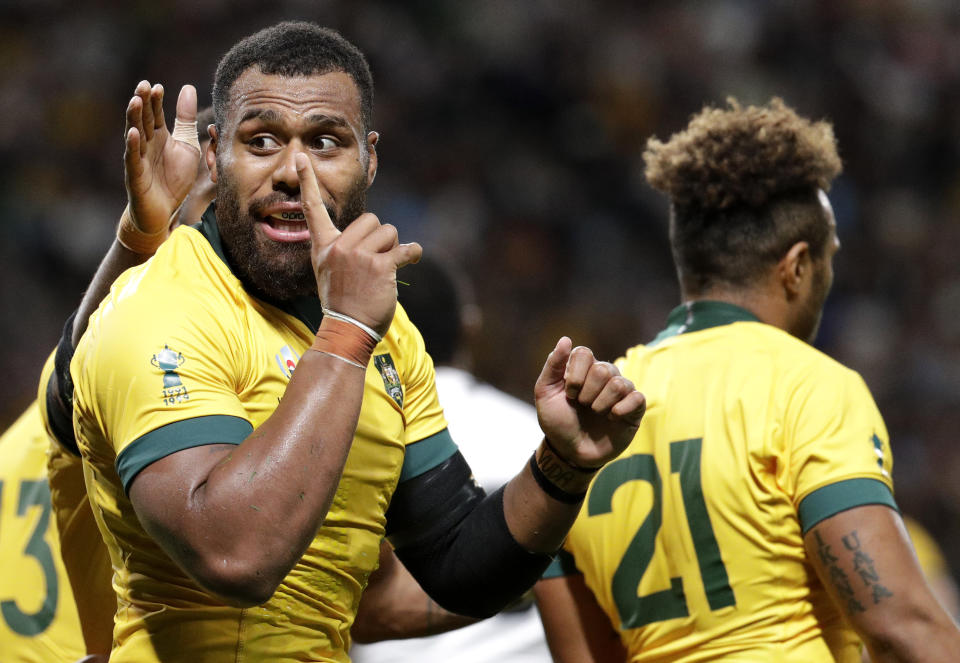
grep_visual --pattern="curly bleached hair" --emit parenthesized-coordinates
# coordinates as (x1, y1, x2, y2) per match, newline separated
(644, 98, 842, 294)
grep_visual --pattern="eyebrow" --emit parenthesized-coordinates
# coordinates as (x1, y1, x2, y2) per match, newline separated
(238, 108, 350, 130)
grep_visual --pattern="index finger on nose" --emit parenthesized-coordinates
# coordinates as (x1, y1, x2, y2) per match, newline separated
(295, 152, 340, 247)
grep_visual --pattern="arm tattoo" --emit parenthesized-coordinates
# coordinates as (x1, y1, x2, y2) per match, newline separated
(815, 530, 865, 614)
(815, 528, 895, 614)
(842, 530, 894, 604)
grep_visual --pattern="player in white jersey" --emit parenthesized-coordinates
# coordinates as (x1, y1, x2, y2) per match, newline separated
(352, 256, 552, 662)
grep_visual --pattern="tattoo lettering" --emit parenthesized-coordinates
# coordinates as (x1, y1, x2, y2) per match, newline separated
(538, 452, 577, 490)
(815, 530, 865, 614)
(843, 529, 894, 605)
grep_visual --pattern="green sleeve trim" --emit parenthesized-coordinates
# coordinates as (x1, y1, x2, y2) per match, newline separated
(400, 429, 458, 482)
(798, 478, 898, 534)
(116, 415, 252, 493)
(542, 548, 581, 579)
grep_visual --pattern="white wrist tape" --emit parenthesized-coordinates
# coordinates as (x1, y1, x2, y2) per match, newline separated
(171, 118, 201, 153)
(321, 307, 383, 343)
(312, 350, 366, 370)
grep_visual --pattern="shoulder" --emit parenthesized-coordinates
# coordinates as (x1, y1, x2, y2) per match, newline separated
(112, 227, 239, 309)
(380, 303, 429, 371)
(0, 402, 47, 463)
(79, 229, 243, 350)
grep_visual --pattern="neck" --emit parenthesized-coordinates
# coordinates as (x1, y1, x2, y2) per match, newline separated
(683, 284, 791, 334)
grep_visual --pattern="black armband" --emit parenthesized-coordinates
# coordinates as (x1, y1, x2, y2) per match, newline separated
(386, 452, 554, 618)
(45, 310, 80, 456)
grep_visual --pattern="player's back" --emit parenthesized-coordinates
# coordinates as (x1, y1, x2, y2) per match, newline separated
(565, 303, 892, 662)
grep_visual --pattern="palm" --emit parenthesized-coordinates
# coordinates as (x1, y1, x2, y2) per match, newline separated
(127, 134, 199, 233)
(123, 82, 201, 234)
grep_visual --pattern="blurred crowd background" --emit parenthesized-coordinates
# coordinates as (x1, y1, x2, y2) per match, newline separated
(2, 0, 959, 570)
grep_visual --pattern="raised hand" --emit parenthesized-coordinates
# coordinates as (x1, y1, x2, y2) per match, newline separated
(123, 81, 202, 237)
(534, 338, 646, 469)
(295, 152, 422, 337)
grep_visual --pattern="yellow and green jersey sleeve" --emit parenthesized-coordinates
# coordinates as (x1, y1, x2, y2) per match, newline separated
(550, 301, 894, 663)
(0, 402, 85, 662)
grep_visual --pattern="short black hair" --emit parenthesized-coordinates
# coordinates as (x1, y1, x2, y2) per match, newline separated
(644, 99, 841, 294)
(212, 21, 374, 133)
(397, 257, 463, 365)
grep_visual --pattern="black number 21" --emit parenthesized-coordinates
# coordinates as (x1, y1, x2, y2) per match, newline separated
(588, 438, 735, 629)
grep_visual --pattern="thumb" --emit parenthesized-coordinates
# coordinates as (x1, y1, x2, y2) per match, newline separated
(535, 337, 573, 393)
(175, 84, 198, 123)
(172, 84, 201, 153)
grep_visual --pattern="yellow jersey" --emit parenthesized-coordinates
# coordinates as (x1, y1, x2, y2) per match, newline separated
(72, 210, 451, 662)
(37, 351, 116, 655)
(0, 401, 85, 662)
(548, 301, 896, 662)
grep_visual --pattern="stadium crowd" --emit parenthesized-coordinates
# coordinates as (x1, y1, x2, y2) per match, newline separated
(2, 0, 960, 620)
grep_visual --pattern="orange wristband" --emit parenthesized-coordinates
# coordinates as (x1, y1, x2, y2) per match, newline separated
(310, 316, 378, 368)
(116, 205, 170, 255)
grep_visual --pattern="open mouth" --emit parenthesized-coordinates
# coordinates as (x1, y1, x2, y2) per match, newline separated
(261, 211, 310, 242)
(268, 211, 306, 231)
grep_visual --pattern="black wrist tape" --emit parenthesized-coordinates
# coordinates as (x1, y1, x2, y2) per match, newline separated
(529, 453, 587, 504)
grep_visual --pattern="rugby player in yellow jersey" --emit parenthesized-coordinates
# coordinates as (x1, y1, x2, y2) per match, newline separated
(0, 399, 86, 662)
(56, 22, 647, 663)
(535, 99, 960, 662)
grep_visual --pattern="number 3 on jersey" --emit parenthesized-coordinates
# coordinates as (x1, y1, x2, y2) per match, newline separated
(0, 478, 58, 636)
(588, 438, 735, 629)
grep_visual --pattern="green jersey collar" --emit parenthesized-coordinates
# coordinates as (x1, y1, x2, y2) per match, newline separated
(650, 300, 761, 346)
(193, 204, 325, 333)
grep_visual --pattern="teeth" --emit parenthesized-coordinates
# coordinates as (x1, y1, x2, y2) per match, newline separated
(270, 211, 305, 221)
(274, 222, 305, 232)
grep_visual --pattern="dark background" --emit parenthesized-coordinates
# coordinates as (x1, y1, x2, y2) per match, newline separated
(2, 1, 959, 570)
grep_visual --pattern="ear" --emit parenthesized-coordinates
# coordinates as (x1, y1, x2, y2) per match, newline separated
(205, 125, 219, 183)
(366, 131, 379, 186)
(777, 241, 811, 299)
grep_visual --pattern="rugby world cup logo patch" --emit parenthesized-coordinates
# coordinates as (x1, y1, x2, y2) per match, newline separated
(374, 354, 404, 408)
(151, 345, 189, 406)
(275, 345, 301, 379)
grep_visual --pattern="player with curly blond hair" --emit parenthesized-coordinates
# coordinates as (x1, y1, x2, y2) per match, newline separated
(535, 99, 960, 662)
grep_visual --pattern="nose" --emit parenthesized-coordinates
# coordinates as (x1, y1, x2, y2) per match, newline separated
(272, 144, 301, 193)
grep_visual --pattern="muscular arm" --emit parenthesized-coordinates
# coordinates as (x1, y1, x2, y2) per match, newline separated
(504, 340, 646, 554)
(129, 348, 369, 606)
(382, 343, 645, 618)
(535, 574, 626, 663)
(805, 504, 960, 662)
(351, 540, 477, 643)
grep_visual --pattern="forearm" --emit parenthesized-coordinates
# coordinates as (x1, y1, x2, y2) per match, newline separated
(503, 439, 596, 553)
(535, 576, 626, 663)
(72, 213, 156, 347)
(864, 613, 960, 663)
(353, 544, 477, 643)
(198, 351, 363, 538)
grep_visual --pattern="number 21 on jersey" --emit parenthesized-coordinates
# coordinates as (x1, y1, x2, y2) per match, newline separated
(588, 438, 735, 629)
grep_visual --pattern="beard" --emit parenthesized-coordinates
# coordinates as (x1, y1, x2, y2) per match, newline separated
(214, 166, 368, 304)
